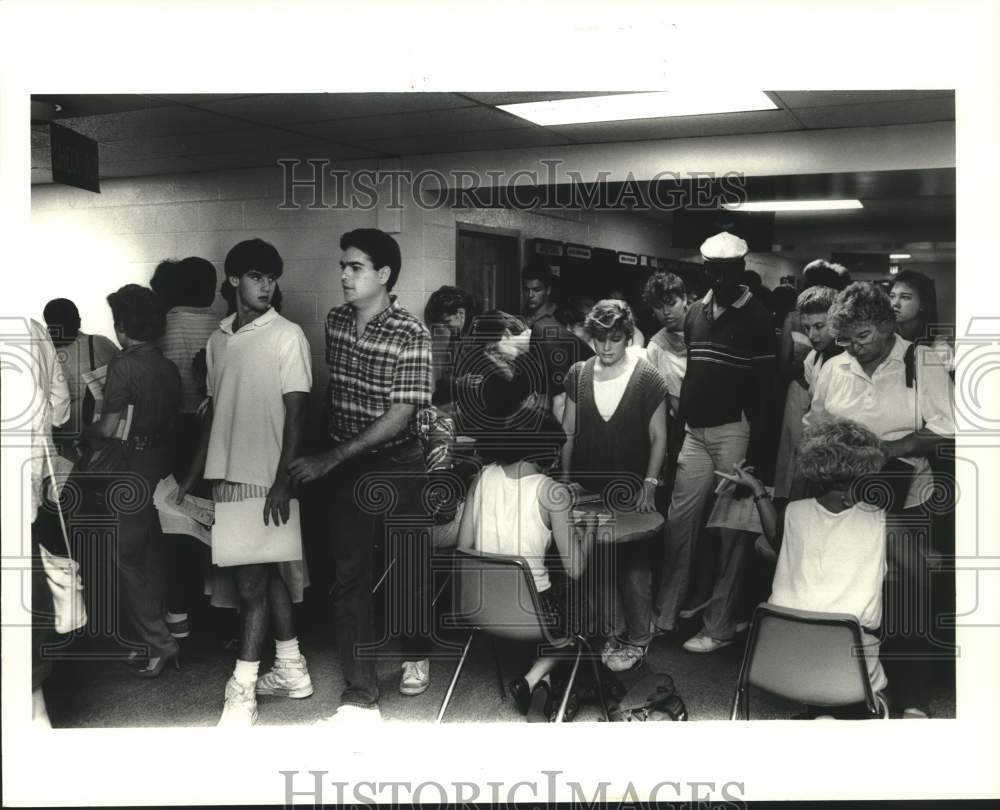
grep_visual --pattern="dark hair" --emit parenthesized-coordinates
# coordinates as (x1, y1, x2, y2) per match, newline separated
(42, 298, 81, 346)
(801, 259, 842, 292)
(466, 310, 527, 346)
(221, 277, 282, 314)
(175, 256, 218, 307)
(554, 299, 594, 330)
(224, 239, 283, 280)
(740, 270, 763, 291)
(340, 229, 401, 291)
(891, 270, 939, 325)
(424, 285, 479, 332)
(642, 272, 686, 309)
(521, 261, 554, 288)
(476, 406, 566, 466)
(106, 284, 166, 342)
(150, 259, 181, 310)
(769, 285, 799, 328)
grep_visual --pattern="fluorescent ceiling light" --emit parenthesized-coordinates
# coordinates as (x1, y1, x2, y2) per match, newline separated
(497, 91, 777, 126)
(889, 253, 911, 260)
(723, 199, 864, 212)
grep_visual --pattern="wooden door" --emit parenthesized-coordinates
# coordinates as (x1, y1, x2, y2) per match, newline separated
(456, 228, 520, 314)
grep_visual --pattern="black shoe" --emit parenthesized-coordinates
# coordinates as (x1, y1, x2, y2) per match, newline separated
(508, 678, 531, 716)
(527, 680, 551, 723)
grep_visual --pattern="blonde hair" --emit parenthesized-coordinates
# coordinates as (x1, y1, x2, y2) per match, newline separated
(797, 420, 886, 490)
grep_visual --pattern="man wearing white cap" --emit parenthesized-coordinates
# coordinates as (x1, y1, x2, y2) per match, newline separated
(653, 231, 776, 652)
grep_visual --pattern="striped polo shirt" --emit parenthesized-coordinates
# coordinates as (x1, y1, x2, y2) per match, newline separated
(158, 306, 220, 414)
(679, 286, 775, 431)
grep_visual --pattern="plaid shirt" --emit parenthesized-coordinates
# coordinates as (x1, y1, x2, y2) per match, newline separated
(325, 296, 432, 447)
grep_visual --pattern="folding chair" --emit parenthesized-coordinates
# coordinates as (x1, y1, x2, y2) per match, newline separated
(436, 548, 609, 723)
(731, 603, 890, 720)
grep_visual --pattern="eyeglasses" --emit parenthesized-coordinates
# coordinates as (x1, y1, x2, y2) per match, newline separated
(834, 330, 878, 348)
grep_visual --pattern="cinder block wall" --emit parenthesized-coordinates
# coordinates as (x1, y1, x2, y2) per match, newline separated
(31, 164, 679, 434)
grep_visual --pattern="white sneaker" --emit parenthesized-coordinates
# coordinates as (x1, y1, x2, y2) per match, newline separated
(316, 704, 383, 726)
(256, 655, 314, 699)
(399, 659, 430, 696)
(218, 677, 259, 727)
(682, 633, 733, 653)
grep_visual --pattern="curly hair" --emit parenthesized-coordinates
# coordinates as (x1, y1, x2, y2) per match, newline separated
(797, 420, 886, 490)
(642, 272, 687, 309)
(828, 281, 896, 334)
(585, 299, 635, 341)
(106, 284, 167, 342)
(796, 285, 837, 316)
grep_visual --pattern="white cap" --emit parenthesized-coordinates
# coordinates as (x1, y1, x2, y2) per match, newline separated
(700, 231, 749, 262)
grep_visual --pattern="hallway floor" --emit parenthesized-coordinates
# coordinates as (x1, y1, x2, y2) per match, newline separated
(42, 609, 956, 727)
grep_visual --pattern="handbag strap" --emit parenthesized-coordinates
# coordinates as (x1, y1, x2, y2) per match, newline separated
(41, 440, 73, 557)
(88, 334, 95, 371)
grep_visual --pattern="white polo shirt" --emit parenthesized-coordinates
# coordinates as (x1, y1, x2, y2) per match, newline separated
(205, 308, 312, 487)
(803, 333, 954, 508)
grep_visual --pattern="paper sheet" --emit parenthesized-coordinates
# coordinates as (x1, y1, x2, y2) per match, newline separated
(211, 497, 303, 567)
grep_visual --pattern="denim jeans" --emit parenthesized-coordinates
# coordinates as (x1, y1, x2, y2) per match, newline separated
(328, 438, 432, 708)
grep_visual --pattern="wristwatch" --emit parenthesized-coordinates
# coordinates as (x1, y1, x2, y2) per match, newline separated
(753, 491, 771, 503)
(643, 477, 660, 487)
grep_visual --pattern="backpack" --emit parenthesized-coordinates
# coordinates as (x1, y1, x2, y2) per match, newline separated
(608, 672, 689, 722)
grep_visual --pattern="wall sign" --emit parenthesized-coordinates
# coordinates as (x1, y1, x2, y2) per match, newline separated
(50, 123, 100, 193)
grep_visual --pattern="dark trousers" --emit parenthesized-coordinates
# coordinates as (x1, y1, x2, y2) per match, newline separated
(114, 470, 178, 659)
(327, 439, 432, 708)
(165, 413, 211, 617)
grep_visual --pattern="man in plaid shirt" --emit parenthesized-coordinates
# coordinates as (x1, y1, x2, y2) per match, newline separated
(289, 228, 433, 725)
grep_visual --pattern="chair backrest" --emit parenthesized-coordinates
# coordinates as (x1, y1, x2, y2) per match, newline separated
(447, 548, 564, 644)
(744, 603, 875, 708)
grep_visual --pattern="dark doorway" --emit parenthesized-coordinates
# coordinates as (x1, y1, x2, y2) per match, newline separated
(456, 227, 521, 314)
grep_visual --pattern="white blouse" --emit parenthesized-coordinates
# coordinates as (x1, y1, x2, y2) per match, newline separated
(803, 334, 955, 508)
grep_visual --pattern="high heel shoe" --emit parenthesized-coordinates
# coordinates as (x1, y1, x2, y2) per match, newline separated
(508, 678, 531, 716)
(133, 651, 181, 679)
(527, 679, 551, 723)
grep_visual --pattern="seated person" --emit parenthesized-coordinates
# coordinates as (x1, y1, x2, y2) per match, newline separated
(721, 419, 889, 701)
(457, 407, 596, 721)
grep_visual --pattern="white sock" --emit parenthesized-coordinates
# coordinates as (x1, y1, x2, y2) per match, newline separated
(234, 659, 259, 686)
(166, 612, 188, 624)
(275, 637, 300, 662)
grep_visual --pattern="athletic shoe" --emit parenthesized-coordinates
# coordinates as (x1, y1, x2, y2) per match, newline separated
(399, 659, 431, 696)
(217, 677, 259, 727)
(255, 655, 314, 699)
(316, 704, 383, 726)
(682, 633, 733, 653)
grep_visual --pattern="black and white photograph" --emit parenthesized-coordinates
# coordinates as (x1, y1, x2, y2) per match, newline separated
(2, 2, 998, 806)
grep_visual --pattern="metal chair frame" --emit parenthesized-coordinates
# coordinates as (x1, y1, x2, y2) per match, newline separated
(436, 548, 609, 723)
(731, 603, 890, 721)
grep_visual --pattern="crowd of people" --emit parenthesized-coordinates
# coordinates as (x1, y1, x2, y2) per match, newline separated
(28, 226, 956, 726)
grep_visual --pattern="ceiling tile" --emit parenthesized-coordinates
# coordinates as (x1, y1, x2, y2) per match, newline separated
(51, 106, 254, 143)
(774, 90, 954, 109)
(297, 105, 536, 142)
(192, 93, 476, 124)
(460, 91, 627, 106)
(549, 109, 800, 143)
(793, 97, 955, 129)
(364, 127, 575, 156)
(32, 94, 172, 118)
